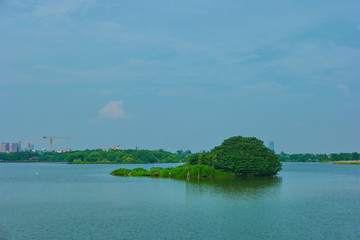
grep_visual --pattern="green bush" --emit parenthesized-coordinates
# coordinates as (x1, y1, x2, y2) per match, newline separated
(130, 168, 150, 176)
(149, 167, 164, 176)
(159, 168, 171, 177)
(111, 168, 131, 176)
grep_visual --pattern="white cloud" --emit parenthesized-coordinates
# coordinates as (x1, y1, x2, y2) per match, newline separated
(99, 101, 126, 119)
(91, 101, 129, 122)
(338, 84, 350, 96)
(338, 84, 347, 90)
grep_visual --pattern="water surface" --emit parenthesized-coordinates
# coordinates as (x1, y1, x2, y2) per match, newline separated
(0, 162, 359, 240)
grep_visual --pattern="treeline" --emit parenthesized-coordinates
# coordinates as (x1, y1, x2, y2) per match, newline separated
(2, 149, 358, 164)
(66, 149, 184, 164)
(278, 152, 360, 162)
(0, 149, 186, 164)
(0, 151, 72, 162)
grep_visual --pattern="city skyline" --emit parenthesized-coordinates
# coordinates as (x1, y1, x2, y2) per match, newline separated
(1, 0, 359, 153)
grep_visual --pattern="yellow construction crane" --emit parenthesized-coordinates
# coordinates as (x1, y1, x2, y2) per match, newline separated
(43, 136, 74, 152)
(99, 145, 120, 150)
(19, 141, 44, 151)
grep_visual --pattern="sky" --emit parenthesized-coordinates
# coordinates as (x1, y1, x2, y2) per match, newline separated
(0, 0, 359, 153)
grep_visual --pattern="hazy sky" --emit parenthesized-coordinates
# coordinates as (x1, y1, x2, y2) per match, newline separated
(1, 0, 359, 153)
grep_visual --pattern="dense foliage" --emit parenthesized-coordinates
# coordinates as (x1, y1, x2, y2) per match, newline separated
(0, 151, 71, 162)
(278, 152, 360, 162)
(111, 165, 236, 178)
(0, 149, 185, 164)
(66, 150, 184, 163)
(66, 149, 183, 164)
(188, 136, 282, 176)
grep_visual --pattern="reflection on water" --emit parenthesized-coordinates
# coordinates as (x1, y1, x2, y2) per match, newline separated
(181, 176, 282, 198)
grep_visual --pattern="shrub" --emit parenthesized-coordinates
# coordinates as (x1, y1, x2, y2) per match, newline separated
(130, 168, 149, 176)
(111, 168, 131, 176)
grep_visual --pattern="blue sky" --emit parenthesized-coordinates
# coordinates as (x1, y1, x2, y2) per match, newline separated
(1, 0, 359, 153)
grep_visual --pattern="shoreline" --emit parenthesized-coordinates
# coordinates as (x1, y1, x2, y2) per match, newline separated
(0, 161, 68, 163)
(332, 160, 360, 164)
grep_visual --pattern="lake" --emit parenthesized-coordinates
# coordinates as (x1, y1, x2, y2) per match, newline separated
(0, 162, 359, 240)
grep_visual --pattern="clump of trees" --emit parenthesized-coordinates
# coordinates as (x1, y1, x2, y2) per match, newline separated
(213, 136, 281, 176)
(186, 136, 282, 176)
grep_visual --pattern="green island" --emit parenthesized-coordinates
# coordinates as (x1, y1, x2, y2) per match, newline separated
(111, 136, 282, 178)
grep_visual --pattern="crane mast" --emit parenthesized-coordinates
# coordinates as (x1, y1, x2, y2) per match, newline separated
(19, 141, 44, 151)
(43, 136, 73, 152)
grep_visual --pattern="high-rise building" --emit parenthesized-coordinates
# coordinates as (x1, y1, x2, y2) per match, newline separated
(268, 141, 275, 151)
(1, 142, 21, 152)
(0, 143, 9, 152)
(9, 142, 21, 152)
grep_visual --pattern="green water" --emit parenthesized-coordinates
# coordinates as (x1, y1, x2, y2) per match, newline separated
(0, 162, 359, 240)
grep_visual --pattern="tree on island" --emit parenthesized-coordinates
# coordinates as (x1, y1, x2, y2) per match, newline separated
(209, 136, 281, 176)
(186, 136, 281, 176)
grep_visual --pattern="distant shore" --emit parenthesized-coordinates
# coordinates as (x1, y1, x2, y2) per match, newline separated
(332, 160, 360, 164)
(0, 160, 67, 163)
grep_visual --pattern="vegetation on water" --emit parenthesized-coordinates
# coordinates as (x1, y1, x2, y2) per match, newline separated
(0, 149, 187, 164)
(278, 152, 360, 162)
(111, 164, 236, 178)
(111, 136, 282, 178)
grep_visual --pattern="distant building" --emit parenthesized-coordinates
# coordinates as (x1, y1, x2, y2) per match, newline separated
(0, 143, 9, 152)
(56, 148, 72, 153)
(268, 141, 275, 151)
(9, 143, 21, 152)
(1, 142, 21, 152)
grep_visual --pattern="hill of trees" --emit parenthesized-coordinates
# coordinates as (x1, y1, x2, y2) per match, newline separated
(187, 136, 282, 176)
